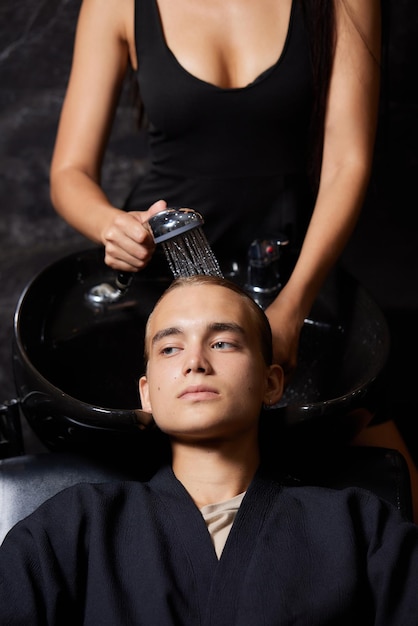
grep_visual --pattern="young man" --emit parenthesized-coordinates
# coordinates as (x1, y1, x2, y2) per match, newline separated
(1, 276, 418, 625)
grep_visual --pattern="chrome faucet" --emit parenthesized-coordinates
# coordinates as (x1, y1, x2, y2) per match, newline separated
(245, 236, 289, 308)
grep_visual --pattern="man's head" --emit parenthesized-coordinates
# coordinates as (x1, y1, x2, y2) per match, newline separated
(143, 275, 274, 367)
(139, 276, 283, 443)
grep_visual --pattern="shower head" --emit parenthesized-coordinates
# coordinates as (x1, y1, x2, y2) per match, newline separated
(147, 207, 204, 243)
(147, 207, 223, 279)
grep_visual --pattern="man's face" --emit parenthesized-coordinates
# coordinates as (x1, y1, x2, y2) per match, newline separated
(139, 283, 283, 443)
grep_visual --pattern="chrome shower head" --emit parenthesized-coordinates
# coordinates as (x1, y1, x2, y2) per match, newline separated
(147, 207, 223, 279)
(147, 207, 204, 243)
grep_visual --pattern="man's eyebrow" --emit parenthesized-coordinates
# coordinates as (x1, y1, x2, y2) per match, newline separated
(209, 322, 245, 336)
(151, 327, 182, 346)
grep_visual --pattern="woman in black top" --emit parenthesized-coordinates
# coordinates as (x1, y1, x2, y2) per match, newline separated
(49, 0, 381, 378)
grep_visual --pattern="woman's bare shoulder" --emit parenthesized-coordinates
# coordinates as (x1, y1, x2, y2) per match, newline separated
(77, 0, 134, 40)
(75, 0, 136, 65)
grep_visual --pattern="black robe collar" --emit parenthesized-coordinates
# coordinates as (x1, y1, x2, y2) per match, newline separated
(149, 464, 283, 625)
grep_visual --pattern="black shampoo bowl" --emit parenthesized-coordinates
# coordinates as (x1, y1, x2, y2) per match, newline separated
(13, 248, 389, 459)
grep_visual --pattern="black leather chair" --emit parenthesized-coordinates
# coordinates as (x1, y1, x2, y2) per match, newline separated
(0, 446, 413, 545)
(0, 452, 132, 544)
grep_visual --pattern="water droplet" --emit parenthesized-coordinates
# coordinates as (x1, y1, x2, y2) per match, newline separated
(161, 228, 223, 278)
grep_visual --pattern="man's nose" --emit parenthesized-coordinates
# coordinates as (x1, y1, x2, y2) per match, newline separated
(183, 346, 212, 374)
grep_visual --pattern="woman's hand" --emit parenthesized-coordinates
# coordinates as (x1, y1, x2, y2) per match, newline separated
(102, 199, 167, 272)
(265, 290, 305, 387)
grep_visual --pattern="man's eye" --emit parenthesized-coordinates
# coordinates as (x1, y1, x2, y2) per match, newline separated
(212, 341, 234, 350)
(161, 346, 180, 355)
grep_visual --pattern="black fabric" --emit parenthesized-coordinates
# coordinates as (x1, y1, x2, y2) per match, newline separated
(127, 0, 315, 264)
(1, 462, 418, 624)
(0, 453, 133, 544)
(285, 446, 414, 522)
(0, 447, 412, 547)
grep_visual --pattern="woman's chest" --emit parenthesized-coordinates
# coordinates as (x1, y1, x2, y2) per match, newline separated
(153, 0, 294, 89)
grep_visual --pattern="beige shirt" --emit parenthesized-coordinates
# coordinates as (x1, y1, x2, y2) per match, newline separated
(200, 492, 246, 559)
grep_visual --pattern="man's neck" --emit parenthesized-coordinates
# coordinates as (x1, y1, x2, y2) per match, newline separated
(170, 436, 260, 508)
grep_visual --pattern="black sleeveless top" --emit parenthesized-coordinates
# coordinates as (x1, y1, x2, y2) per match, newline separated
(127, 0, 314, 266)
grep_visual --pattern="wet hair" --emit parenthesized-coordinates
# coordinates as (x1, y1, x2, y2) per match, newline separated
(143, 276, 274, 366)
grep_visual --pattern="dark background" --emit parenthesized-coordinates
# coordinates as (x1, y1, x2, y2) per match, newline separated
(0, 1, 417, 456)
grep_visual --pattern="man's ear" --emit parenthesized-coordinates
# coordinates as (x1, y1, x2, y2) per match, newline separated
(139, 375, 152, 412)
(263, 364, 284, 407)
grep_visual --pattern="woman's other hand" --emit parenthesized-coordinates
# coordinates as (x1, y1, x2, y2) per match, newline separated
(265, 289, 305, 387)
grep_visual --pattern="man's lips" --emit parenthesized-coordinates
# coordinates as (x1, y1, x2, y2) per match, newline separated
(178, 385, 219, 400)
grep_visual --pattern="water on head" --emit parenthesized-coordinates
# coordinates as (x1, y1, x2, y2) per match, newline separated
(162, 227, 223, 278)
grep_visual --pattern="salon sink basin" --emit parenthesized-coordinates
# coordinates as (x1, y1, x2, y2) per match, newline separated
(269, 268, 389, 435)
(13, 247, 389, 458)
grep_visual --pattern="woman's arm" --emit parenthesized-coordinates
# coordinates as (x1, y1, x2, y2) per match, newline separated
(50, 0, 164, 271)
(266, 0, 381, 376)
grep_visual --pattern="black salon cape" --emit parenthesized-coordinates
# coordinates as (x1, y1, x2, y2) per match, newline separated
(1, 465, 418, 625)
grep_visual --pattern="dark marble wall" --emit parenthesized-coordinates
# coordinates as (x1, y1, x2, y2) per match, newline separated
(0, 1, 417, 451)
(0, 0, 149, 409)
